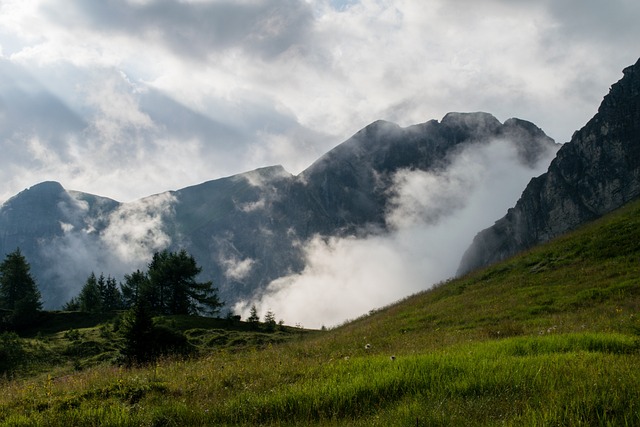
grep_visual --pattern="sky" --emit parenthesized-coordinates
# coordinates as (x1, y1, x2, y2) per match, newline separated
(0, 0, 639, 204)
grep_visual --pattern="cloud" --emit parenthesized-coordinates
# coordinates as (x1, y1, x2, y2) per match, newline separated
(101, 192, 176, 262)
(219, 255, 255, 281)
(0, 0, 638, 316)
(236, 138, 558, 328)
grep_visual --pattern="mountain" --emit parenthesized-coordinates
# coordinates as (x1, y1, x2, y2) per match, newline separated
(0, 113, 557, 309)
(458, 57, 640, 275)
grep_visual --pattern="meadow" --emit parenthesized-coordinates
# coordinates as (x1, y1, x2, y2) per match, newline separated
(1, 198, 640, 426)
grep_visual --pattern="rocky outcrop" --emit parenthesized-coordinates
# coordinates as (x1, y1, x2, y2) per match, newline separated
(458, 58, 640, 275)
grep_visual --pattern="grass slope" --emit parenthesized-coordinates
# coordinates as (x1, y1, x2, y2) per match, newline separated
(1, 198, 640, 426)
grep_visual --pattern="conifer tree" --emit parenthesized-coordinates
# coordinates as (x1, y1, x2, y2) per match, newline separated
(0, 249, 42, 327)
(146, 250, 223, 315)
(264, 309, 277, 332)
(248, 304, 260, 327)
(121, 269, 148, 309)
(119, 300, 155, 365)
(78, 273, 102, 313)
(100, 274, 123, 312)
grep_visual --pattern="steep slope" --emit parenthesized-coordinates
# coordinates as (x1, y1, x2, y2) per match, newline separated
(458, 57, 640, 275)
(169, 165, 302, 298)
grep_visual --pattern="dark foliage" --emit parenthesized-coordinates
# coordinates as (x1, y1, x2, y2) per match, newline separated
(119, 301, 156, 365)
(118, 301, 193, 366)
(0, 248, 42, 329)
(0, 331, 25, 376)
(144, 249, 223, 316)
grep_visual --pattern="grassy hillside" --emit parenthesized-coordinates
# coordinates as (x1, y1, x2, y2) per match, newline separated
(1, 198, 640, 426)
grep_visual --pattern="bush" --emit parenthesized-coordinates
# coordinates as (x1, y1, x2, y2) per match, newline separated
(0, 332, 25, 376)
(119, 303, 194, 365)
(151, 325, 194, 358)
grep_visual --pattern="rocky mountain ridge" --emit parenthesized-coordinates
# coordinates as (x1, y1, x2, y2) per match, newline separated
(0, 112, 557, 308)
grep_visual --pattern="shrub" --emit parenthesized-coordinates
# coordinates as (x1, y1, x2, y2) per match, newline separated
(0, 332, 25, 376)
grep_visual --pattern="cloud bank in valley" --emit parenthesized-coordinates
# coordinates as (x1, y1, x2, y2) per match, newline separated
(236, 138, 558, 328)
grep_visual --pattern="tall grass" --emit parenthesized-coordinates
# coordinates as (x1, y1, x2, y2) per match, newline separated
(1, 332, 638, 426)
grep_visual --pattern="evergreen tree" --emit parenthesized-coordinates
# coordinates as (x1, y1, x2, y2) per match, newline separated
(120, 269, 148, 309)
(0, 249, 42, 327)
(119, 301, 155, 365)
(62, 297, 81, 311)
(248, 304, 260, 327)
(264, 309, 277, 332)
(100, 275, 123, 312)
(78, 273, 102, 313)
(146, 250, 223, 315)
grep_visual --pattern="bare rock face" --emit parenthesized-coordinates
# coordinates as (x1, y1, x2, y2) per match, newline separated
(458, 58, 640, 275)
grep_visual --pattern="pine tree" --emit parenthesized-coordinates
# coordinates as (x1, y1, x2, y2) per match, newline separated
(121, 270, 148, 309)
(62, 297, 81, 311)
(248, 304, 260, 327)
(146, 250, 223, 315)
(100, 275, 123, 312)
(0, 249, 42, 327)
(264, 309, 277, 332)
(78, 273, 102, 313)
(119, 301, 155, 365)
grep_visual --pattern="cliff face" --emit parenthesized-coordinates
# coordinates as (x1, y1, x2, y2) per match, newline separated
(458, 58, 640, 275)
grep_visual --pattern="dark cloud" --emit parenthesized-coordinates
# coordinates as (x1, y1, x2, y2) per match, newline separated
(544, 0, 640, 45)
(43, 0, 315, 60)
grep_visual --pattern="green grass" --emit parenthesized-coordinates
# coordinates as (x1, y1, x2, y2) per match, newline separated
(1, 197, 640, 425)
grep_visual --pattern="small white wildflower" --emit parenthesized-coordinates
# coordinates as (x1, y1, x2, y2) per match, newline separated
(365, 344, 371, 350)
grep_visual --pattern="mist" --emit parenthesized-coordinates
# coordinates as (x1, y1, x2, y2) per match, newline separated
(38, 192, 176, 308)
(235, 138, 558, 328)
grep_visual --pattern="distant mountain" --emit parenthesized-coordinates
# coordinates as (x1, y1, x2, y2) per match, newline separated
(458, 57, 640, 275)
(0, 112, 557, 309)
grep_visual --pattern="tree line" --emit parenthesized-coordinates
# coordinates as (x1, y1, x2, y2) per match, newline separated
(0, 248, 223, 331)
(63, 249, 223, 316)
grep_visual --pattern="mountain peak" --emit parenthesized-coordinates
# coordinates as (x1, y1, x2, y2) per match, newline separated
(27, 181, 65, 195)
(3, 181, 66, 208)
(441, 111, 501, 129)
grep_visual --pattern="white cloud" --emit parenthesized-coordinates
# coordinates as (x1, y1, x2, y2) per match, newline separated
(101, 192, 176, 262)
(236, 138, 558, 328)
(0, 0, 637, 319)
(220, 255, 256, 281)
